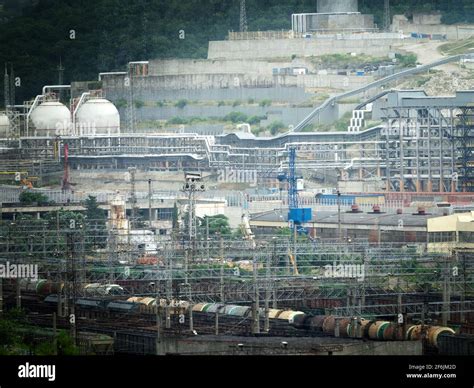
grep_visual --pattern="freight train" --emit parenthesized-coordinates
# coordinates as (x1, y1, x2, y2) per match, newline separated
(19, 279, 125, 296)
(41, 295, 457, 349)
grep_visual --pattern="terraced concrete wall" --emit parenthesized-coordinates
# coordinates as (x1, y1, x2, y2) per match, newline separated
(149, 59, 292, 76)
(103, 75, 372, 102)
(123, 105, 317, 126)
(208, 36, 406, 60)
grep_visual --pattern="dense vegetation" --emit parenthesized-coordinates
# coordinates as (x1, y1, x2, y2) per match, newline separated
(0, 0, 473, 105)
(0, 309, 78, 355)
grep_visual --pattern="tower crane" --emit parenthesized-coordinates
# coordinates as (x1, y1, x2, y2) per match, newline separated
(277, 146, 312, 275)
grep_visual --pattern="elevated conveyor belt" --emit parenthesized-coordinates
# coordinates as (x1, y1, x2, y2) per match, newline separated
(293, 54, 469, 132)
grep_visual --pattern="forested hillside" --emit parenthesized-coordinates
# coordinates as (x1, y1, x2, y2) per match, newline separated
(0, 0, 473, 104)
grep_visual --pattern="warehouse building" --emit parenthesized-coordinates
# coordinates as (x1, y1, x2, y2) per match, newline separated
(250, 206, 443, 244)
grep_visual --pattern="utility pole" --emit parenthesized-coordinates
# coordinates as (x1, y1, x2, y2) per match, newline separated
(264, 252, 271, 332)
(184, 250, 194, 333)
(128, 167, 138, 228)
(165, 245, 172, 329)
(272, 238, 277, 309)
(16, 279, 21, 309)
(57, 58, 65, 101)
(180, 173, 205, 333)
(9, 63, 14, 107)
(337, 189, 342, 242)
(66, 233, 77, 346)
(56, 211, 64, 317)
(107, 230, 117, 283)
(188, 191, 193, 256)
(206, 217, 210, 260)
(252, 255, 260, 334)
(0, 278, 3, 315)
(293, 224, 297, 275)
(155, 282, 162, 355)
(4, 63, 10, 108)
(52, 312, 57, 356)
(383, 0, 391, 32)
(127, 63, 136, 132)
(239, 0, 248, 32)
(442, 257, 451, 326)
(219, 235, 224, 302)
(148, 178, 153, 229)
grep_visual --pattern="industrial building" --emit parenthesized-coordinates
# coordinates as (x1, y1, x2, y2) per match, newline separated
(0, 1, 473, 361)
(292, 0, 375, 34)
(249, 206, 439, 244)
(1, 89, 472, 194)
(427, 211, 474, 253)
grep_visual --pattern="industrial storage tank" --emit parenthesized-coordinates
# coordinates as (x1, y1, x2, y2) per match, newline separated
(227, 306, 250, 317)
(0, 113, 10, 137)
(383, 323, 404, 341)
(207, 303, 225, 313)
(267, 309, 284, 319)
(317, 0, 358, 13)
(277, 310, 305, 323)
(338, 318, 352, 338)
(367, 321, 391, 340)
(308, 315, 326, 331)
(30, 101, 71, 134)
(427, 326, 455, 348)
(192, 303, 209, 312)
(76, 98, 120, 135)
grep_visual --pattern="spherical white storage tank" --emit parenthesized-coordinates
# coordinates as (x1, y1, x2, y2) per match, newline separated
(76, 98, 120, 135)
(30, 101, 71, 134)
(0, 114, 10, 137)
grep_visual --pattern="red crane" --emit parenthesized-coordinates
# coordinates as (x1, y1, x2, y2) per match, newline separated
(61, 143, 73, 191)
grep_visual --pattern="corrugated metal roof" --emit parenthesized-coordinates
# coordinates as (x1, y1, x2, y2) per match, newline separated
(250, 209, 437, 227)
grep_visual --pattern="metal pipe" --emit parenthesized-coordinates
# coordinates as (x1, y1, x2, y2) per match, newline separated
(72, 92, 90, 133)
(42, 85, 70, 96)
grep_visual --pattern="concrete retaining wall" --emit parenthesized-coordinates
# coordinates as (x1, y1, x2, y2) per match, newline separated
(208, 36, 407, 60)
(156, 335, 423, 355)
(392, 17, 474, 40)
(103, 77, 312, 103)
(299, 74, 374, 89)
(103, 75, 371, 104)
(149, 59, 293, 75)
(126, 105, 317, 127)
(309, 13, 374, 30)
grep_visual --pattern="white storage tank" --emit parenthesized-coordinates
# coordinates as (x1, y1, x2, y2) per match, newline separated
(76, 98, 120, 135)
(0, 114, 10, 137)
(30, 101, 71, 134)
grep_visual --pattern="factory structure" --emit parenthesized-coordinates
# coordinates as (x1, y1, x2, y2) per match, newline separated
(292, 0, 375, 35)
(0, 0, 473, 356)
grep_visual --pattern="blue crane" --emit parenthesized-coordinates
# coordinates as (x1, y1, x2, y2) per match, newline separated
(277, 146, 313, 275)
(278, 146, 312, 227)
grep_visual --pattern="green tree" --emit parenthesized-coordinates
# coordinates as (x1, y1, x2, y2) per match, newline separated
(84, 195, 107, 250)
(19, 191, 49, 205)
(268, 121, 286, 135)
(115, 99, 128, 109)
(134, 99, 145, 109)
(1, 0, 473, 107)
(199, 214, 231, 237)
(224, 111, 248, 123)
(277, 227, 291, 236)
(175, 99, 188, 109)
(172, 202, 179, 233)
